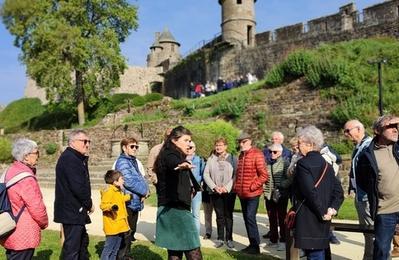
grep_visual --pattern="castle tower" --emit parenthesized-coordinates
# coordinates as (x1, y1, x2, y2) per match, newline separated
(147, 28, 181, 67)
(219, 0, 257, 48)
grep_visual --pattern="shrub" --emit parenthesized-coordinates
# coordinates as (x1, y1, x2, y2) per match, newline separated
(110, 93, 138, 111)
(211, 94, 249, 120)
(144, 93, 163, 102)
(185, 120, 240, 158)
(29, 104, 76, 130)
(131, 96, 146, 107)
(0, 137, 12, 163)
(329, 140, 354, 156)
(45, 142, 58, 155)
(0, 98, 45, 133)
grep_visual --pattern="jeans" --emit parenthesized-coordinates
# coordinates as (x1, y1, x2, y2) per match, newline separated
(373, 212, 399, 260)
(265, 197, 288, 243)
(191, 191, 202, 233)
(211, 192, 236, 241)
(240, 196, 260, 246)
(355, 199, 374, 260)
(101, 234, 123, 260)
(304, 249, 325, 260)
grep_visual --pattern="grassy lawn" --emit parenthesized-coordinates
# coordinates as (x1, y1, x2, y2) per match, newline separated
(0, 230, 277, 259)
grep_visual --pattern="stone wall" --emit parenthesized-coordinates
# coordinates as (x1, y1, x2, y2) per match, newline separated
(163, 0, 399, 98)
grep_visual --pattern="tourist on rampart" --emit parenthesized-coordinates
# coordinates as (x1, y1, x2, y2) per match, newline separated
(186, 142, 205, 234)
(293, 125, 344, 260)
(114, 137, 149, 258)
(154, 126, 202, 259)
(343, 119, 374, 259)
(0, 138, 48, 259)
(355, 115, 399, 260)
(263, 131, 292, 165)
(263, 143, 290, 252)
(54, 129, 94, 259)
(100, 170, 131, 260)
(234, 132, 268, 255)
(203, 138, 237, 249)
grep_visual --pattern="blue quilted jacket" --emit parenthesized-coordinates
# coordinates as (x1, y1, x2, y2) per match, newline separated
(115, 154, 149, 211)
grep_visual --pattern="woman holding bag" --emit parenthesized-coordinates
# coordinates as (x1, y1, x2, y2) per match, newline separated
(293, 125, 344, 260)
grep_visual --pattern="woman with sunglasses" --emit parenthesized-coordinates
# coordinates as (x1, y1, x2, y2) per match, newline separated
(1, 138, 48, 259)
(263, 143, 291, 251)
(154, 126, 202, 260)
(114, 137, 149, 259)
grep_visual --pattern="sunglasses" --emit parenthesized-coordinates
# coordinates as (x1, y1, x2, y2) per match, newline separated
(271, 151, 280, 154)
(384, 123, 398, 130)
(129, 144, 139, 149)
(77, 139, 91, 145)
(343, 126, 358, 134)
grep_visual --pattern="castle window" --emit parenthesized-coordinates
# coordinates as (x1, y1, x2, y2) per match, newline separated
(237, 0, 242, 4)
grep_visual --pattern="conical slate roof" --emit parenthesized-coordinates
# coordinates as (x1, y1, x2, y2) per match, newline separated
(158, 28, 180, 45)
(150, 34, 162, 49)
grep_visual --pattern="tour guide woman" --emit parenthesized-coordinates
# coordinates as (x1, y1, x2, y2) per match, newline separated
(154, 126, 202, 260)
(293, 125, 344, 259)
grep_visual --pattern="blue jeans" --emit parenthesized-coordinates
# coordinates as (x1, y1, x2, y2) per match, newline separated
(101, 234, 122, 260)
(192, 191, 202, 233)
(373, 212, 399, 260)
(304, 249, 325, 260)
(240, 196, 260, 246)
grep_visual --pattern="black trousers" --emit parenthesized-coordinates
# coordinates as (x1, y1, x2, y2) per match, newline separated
(127, 208, 139, 238)
(61, 224, 89, 260)
(210, 192, 236, 241)
(6, 248, 34, 260)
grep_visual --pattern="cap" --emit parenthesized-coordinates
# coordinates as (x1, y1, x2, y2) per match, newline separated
(237, 132, 251, 142)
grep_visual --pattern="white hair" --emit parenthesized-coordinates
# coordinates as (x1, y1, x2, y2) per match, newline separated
(68, 129, 88, 145)
(12, 138, 38, 161)
(297, 125, 324, 151)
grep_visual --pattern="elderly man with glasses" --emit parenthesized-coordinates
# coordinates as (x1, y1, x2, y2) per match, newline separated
(54, 129, 94, 260)
(356, 115, 399, 260)
(344, 119, 374, 259)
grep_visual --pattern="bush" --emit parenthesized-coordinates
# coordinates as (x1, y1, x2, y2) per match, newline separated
(329, 140, 354, 155)
(131, 96, 146, 107)
(45, 142, 58, 155)
(144, 93, 163, 102)
(211, 94, 249, 120)
(110, 93, 138, 111)
(0, 98, 45, 133)
(0, 137, 12, 163)
(185, 120, 240, 158)
(29, 104, 76, 130)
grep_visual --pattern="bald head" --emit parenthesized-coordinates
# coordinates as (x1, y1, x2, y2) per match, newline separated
(343, 119, 366, 144)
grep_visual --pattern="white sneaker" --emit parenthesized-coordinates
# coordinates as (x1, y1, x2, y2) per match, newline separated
(277, 242, 286, 251)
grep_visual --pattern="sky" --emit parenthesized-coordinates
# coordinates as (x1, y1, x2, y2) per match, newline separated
(0, 0, 382, 105)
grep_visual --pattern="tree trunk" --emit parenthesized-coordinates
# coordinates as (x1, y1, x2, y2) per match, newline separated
(75, 70, 85, 125)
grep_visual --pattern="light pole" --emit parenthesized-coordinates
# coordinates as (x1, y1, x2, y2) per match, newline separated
(368, 59, 387, 116)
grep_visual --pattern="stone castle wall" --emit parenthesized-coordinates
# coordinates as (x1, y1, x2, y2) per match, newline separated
(163, 0, 399, 98)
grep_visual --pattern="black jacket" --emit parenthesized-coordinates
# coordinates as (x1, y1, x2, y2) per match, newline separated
(155, 146, 193, 210)
(54, 147, 92, 224)
(293, 151, 344, 250)
(356, 139, 399, 220)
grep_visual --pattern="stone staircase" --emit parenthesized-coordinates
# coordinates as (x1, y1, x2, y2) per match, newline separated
(37, 155, 148, 190)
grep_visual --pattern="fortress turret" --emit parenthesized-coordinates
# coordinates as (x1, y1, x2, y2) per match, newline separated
(147, 28, 181, 67)
(219, 0, 257, 48)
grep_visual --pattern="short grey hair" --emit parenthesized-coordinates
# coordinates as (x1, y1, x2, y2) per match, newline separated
(373, 115, 398, 135)
(297, 125, 324, 151)
(68, 129, 88, 145)
(269, 143, 283, 151)
(345, 119, 365, 131)
(12, 138, 38, 161)
(272, 131, 284, 142)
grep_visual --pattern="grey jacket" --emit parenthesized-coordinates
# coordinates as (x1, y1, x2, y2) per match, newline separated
(203, 153, 237, 193)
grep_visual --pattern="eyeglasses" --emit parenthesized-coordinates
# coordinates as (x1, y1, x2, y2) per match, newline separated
(129, 144, 139, 149)
(271, 151, 280, 154)
(239, 139, 249, 144)
(29, 151, 40, 157)
(76, 139, 91, 145)
(384, 123, 398, 130)
(343, 127, 358, 135)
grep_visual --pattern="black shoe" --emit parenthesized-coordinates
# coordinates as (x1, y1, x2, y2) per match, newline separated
(241, 245, 260, 255)
(203, 233, 211, 239)
(262, 231, 271, 239)
(329, 235, 340, 244)
(131, 236, 136, 242)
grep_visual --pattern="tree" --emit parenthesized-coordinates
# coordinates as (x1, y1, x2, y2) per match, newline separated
(1, 0, 138, 125)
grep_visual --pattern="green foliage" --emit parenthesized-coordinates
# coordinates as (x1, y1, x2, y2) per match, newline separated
(45, 142, 58, 155)
(185, 120, 240, 158)
(0, 137, 12, 163)
(329, 139, 354, 156)
(211, 94, 249, 120)
(144, 93, 163, 102)
(131, 96, 146, 107)
(1, 0, 139, 124)
(110, 93, 138, 110)
(0, 98, 45, 133)
(263, 38, 399, 126)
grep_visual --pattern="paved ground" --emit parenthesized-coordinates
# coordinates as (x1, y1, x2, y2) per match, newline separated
(42, 188, 367, 259)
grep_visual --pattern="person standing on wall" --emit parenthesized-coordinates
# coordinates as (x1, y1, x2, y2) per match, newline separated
(54, 130, 94, 260)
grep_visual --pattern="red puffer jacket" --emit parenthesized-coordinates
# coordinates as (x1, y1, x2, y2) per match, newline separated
(234, 147, 269, 198)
